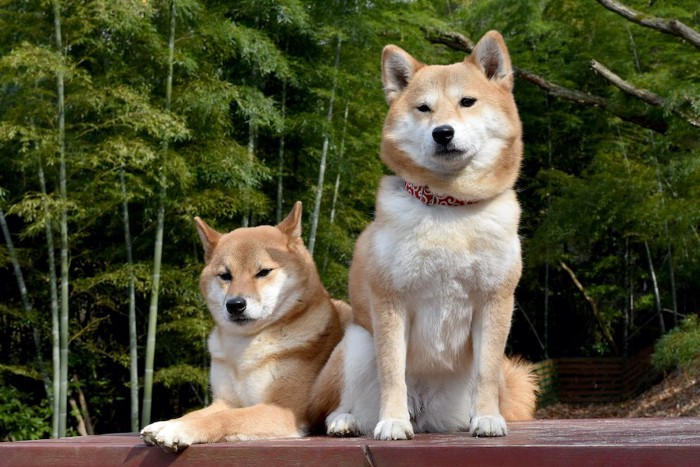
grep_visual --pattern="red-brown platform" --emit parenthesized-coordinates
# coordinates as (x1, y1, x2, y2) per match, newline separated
(2, 418, 699, 466)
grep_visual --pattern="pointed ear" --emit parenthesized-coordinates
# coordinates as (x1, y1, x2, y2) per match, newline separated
(194, 217, 222, 263)
(468, 30, 513, 91)
(382, 45, 424, 105)
(277, 201, 302, 241)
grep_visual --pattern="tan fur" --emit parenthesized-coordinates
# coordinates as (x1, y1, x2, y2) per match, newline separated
(499, 357, 539, 421)
(141, 202, 345, 451)
(343, 31, 537, 440)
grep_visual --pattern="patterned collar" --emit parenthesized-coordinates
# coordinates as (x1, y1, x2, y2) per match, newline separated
(403, 180, 481, 207)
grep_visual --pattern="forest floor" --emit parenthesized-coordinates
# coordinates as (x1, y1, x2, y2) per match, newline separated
(535, 364, 700, 419)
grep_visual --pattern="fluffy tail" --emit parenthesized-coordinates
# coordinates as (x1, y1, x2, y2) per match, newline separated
(499, 356, 539, 421)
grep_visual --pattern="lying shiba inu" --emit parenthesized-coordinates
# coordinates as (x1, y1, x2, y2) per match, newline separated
(141, 202, 348, 451)
(322, 30, 537, 440)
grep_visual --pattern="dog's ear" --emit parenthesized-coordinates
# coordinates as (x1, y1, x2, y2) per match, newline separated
(277, 201, 302, 242)
(382, 45, 424, 105)
(467, 30, 513, 91)
(194, 217, 222, 263)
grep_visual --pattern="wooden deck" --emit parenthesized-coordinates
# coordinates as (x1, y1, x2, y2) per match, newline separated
(2, 418, 699, 466)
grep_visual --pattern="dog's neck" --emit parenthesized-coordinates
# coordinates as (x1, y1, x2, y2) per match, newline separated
(403, 180, 481, 207)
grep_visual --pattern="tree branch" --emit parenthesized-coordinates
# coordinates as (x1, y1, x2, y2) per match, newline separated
(423, 28, 669, 133)
(591, 59, 700, 128)
(424, 28, 475, 53)
(560, 261, 620, 356)
(596, 0, 700, 50)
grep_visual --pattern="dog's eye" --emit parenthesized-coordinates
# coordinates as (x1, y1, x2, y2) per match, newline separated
(460, 97, 477, 108)
(416, 104, 431, 113)
(218, 271, 232, 281)
(256, 268, 273, 278)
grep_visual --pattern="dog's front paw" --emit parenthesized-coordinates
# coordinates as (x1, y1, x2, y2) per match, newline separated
(470, 415, 508, 437)
(149, 420, 199, 452)
(374, 418, 414, 440)
(327, 413, 361, 437)
(140, 421, 170, 446)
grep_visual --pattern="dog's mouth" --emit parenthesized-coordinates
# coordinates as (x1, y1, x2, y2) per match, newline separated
(228, 316, 255, 325)
(434, 146, 466, 160)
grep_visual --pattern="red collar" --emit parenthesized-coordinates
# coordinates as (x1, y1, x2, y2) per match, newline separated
(404, 180, 480, 207)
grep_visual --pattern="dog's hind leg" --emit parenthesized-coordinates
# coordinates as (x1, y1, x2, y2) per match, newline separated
(325, 324, 380, 437)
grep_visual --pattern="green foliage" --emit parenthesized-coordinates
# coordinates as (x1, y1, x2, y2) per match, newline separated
(0, 381, 51, 441)
(652, 315, 700, 373)
(155, 364, 208, 390)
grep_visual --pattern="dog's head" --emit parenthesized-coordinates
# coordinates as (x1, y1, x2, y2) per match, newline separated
(194, 202, 317, 335)
(380, 30, 522, 201)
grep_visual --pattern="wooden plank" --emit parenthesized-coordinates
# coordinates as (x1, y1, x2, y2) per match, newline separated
(1, 419, 699, 466)
(0, 434, 370, 467)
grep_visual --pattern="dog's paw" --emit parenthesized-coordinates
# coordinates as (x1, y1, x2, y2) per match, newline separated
(470, 415, 508, 437)
(374, 418, 414, 440)
(327, 413, 361, 437)
(150, 421, 198, 452)
(140, 421, 170, 446)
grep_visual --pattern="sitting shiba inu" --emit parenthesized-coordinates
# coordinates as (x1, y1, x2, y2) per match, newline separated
(141, 202, 348, 451)
(321, 30, 538, 440)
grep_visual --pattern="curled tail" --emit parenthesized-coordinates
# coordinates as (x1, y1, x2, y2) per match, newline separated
(499, 356, 539, 421)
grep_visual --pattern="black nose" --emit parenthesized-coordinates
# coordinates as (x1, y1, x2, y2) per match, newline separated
(226, 296, 247, 315)
(432, 125, 454, 145)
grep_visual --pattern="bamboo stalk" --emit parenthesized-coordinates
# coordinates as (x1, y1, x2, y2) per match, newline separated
(52, 0, 69, 438)
(38, 160, 60, 438)
(322, 105, 348, 274)
(643, 241, 665, 335)
(276, 79, 287, 224)
(0, 207, 52, 397)
(120, 169, 139, 432)
(142, 0, 175, 428)
(308, 34, 342, 255)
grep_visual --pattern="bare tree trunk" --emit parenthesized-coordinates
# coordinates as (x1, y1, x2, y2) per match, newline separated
(560, 260, 619, 356)
(69, 375, 94, 436)
(515, 300, 546, 354)
(308, 34, 342, 255)
(595, 0, 700, 50)
(38, 160, 60, 438)
(52, 0, 69, 438)
(142, 0, 175, 428)
(591, 60, 699, 128)
(68, 398, 88, 437)
(643, 240, 665, 334)
(120, 169, 139, 432)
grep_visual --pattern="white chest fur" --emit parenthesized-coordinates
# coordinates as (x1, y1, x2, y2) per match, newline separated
(207, 328, 280, 407)
(371, 177, 521, 373)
